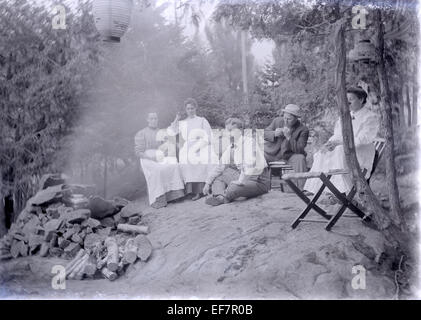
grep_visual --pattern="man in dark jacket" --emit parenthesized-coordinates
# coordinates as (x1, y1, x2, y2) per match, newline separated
(264, 104, 309, 189)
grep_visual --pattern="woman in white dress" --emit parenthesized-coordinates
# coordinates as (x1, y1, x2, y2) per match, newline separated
(135, 112, 185, 208)
(168, 98, 217, 201)
(303, 86, 380, 195)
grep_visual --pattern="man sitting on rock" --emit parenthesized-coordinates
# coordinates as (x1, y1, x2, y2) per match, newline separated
(203, 118, 270, 206)
(264, 104, 309, 190)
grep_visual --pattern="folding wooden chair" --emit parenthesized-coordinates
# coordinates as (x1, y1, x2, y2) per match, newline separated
(282, 138, 386, 231)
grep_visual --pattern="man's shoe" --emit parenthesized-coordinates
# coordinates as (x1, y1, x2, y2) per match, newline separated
(205, 196, 225, 206)
(192, 193, 203, 201)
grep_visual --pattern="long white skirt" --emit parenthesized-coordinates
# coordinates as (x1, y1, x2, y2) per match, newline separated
(140, 157, 185, 205)
(303, 144, 376, 194)
(177, 143, 219, 183)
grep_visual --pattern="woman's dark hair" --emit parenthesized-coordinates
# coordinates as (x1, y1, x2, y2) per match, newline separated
(184, 97, 198, 109)
(347, 86, 367, 105)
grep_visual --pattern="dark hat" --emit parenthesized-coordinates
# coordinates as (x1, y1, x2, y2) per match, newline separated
(347, 86, 368, 101)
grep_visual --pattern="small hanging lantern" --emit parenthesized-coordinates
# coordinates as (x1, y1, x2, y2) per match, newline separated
(348, 39, 377, 64)
(93, 0, 133, 43)
(348, 39, 377, 78)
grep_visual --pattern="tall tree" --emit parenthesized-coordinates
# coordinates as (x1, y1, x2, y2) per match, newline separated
(0, 0, 100, 223)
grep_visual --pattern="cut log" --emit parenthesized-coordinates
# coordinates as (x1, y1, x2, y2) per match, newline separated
(101, 267, 117, 281)
(117, 224, 149, 235)
(123, 238, 138, 264)
(135, 235, 153, 261)
(105, 237, 119, 272)
(83, 255, 98, 276)
(65, 249, 86, 277)
(68, 254, 89, 280)
(97, 256, 108, 270)
(39, 242, 49, 257)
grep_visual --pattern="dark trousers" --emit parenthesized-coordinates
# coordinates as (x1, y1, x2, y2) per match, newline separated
(211, 167, 270, 202)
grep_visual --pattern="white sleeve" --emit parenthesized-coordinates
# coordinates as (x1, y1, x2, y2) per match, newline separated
(167, 120, 178, 136)
(354, 113, 380, 146)
(328, 118, 342, 142)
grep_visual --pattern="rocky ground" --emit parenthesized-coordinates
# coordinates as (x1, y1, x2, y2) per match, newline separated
(1, 183, 404, 299)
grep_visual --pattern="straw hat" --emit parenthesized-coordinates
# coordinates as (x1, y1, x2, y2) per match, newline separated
(281, 104, 301, 118)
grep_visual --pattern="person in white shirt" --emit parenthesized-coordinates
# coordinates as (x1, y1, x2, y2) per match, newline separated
(168, 98, 218, 201)
(203, 118, 270, 206)
(303, 86, 380, 195)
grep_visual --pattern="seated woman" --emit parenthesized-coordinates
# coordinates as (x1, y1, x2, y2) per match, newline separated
(303, 86, 380, 196)
(168, 98, 217, 201)
(134, 112, 185, 209)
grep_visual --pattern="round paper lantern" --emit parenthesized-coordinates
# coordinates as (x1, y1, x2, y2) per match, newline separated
(93, 0, 133, 43)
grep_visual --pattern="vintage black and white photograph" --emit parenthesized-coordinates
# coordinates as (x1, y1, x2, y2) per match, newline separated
(0, 0, 420, 301)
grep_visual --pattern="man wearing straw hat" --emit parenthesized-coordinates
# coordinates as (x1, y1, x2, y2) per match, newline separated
(264, 104, 309, 190)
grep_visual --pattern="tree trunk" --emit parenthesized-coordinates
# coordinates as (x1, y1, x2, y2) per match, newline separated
(241, 29, 249, 106)
(405, 84, 412, 126)
(398, 83, 405, 126)
(0, 194, 6, 238)
(103, 156, 108, 199)
(375, 9, 407, 231)
(412, 82, 418, 126)
(334, 22, 390, 230)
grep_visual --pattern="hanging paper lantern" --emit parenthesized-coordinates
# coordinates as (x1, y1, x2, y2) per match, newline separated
(348, 39, 377, 64)
(93, 0, 133, 43)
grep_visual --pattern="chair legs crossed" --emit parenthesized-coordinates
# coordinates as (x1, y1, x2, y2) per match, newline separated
(287, 172, 371, 231)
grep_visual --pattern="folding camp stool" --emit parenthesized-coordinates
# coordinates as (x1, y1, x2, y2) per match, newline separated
(268, 161, 293, 192)
(282, 138, 386, 231)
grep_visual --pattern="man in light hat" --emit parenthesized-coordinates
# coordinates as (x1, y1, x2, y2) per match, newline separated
(264, 104, 309, 190)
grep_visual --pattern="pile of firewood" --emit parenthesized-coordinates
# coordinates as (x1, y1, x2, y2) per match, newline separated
(0, 174, 153, 281)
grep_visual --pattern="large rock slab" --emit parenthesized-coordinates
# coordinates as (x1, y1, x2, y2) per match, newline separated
(27, 185, 64, 206)
(0, 192, 398, 299)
